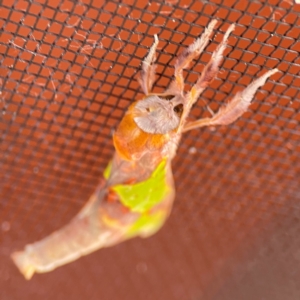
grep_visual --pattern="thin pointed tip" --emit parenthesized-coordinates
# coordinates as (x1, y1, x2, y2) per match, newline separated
(227, 23, 235, 33)
(263, 68, 279, 79)
(220, 23, 235, 42)
(223, 23, 235, 39)
(270, 68, 279, 75)
(208, 19, 218, 28)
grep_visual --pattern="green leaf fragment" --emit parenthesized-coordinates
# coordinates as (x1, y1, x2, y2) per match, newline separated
(111, 159, 170, 213)
(126, 210, 166, 238)
(103, 161, 112, 179)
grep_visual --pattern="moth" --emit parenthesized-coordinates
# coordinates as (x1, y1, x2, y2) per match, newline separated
(11, 20, 278, 280)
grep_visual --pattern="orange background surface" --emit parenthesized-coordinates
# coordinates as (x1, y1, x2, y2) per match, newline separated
(1, 1, 300, 299)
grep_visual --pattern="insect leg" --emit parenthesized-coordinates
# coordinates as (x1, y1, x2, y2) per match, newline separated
(138, 35, 159, 95)
(186, 23, 235, 110)
(169, 19, 217, 94)
(183, 68, 278, 132)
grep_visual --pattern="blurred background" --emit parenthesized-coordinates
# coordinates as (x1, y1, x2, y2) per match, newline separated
(1, 0, 300, 299)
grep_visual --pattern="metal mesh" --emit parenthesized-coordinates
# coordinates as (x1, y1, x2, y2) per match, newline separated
(1, 0, 300, 299)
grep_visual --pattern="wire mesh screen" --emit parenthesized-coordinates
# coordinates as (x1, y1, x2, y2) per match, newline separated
(1, 0, 300, 299)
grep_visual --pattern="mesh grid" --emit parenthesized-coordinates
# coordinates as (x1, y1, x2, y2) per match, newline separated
(1, 1, 300, 299)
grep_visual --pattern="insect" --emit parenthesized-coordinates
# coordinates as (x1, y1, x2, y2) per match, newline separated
(11, 20, 278, 280)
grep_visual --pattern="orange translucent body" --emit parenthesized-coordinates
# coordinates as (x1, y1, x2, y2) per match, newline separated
(113, 102, 168, 161)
